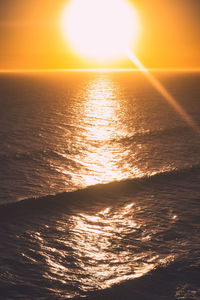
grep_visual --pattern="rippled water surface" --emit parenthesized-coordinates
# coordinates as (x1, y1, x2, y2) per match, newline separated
(0, 71, 199, 299)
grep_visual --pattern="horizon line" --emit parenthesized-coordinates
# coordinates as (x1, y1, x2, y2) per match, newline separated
(0, 68, 200, 73)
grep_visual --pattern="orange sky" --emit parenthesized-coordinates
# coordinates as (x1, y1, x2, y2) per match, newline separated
(0, 0, 200, 70)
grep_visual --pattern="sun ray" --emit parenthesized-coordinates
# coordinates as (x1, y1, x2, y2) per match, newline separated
(126, 49, 200, 135)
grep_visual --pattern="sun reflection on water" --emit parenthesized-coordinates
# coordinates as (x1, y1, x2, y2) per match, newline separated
(30, 76, 175, 296)
(72, 76, 143, 186)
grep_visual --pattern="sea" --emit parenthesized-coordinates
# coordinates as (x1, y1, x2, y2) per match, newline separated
(0, 71, 199, 299)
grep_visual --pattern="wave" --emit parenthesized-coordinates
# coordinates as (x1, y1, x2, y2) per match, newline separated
(0, 164, 199, 222)
(112, 125, 199, 146)
(0, 148, 69, 162)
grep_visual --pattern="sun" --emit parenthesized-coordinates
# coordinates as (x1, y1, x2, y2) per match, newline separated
(61, 0, 139, 63)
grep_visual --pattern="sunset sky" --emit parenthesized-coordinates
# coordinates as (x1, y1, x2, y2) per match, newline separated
(0, 0, 200, 70)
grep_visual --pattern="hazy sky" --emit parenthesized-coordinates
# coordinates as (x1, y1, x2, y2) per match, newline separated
(0, 0, 200, 69)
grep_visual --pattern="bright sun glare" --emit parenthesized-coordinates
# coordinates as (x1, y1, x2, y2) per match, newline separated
(61, 0, 139, 62)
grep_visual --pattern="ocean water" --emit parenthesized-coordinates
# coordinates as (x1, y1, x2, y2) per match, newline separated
(0, 71, 199, 299)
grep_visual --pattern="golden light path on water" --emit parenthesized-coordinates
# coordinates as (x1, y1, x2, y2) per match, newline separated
(72, 77, 143, 187)
(36, 74, 180, 296)
(126, 49, 200, 135)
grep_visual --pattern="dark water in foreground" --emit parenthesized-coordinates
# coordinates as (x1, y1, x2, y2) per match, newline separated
(0, 71, 199, 299)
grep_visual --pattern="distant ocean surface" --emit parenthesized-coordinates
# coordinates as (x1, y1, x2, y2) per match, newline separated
(0, 71, 199, 299)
